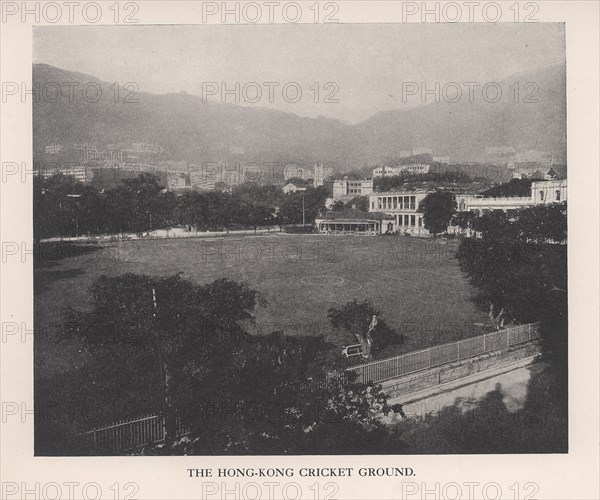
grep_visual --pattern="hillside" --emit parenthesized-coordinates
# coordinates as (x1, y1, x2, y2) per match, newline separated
(33, 63, 566, 170)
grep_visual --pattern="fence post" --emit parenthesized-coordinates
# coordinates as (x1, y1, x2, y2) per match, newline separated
(428, 349, 432, 369)
(528, 323, 531, 341)
(457, 341, 461, 361)
(483, 333, 486, 352)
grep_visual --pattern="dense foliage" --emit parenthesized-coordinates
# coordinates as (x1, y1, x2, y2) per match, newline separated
(456, 202, 568, 404)
(34, 173, 329, 239)
(374, 170, 473, 192)
(39, 274, 406, 455)
(482, 178, 533, 198)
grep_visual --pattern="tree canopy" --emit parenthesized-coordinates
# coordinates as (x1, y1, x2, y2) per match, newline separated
(418, 191, 457, 237)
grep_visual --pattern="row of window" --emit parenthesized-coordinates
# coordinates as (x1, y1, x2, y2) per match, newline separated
(374, 196, 417, 211)
(539, 190, 562, 201)
(397, 214, 422, 227)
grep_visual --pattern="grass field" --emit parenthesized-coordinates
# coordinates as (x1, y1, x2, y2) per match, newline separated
(35, 233, 490, 381)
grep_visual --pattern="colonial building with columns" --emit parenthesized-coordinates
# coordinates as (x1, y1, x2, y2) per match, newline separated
(368, 190, 431, 235)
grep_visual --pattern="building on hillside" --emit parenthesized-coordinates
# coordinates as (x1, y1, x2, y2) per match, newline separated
(373, 166, 402, 177)
(190, 171, 216, 190)
(131, 142, 164, 154)
(284, 166, 313, 181)
(545, 168, 558, 180)
(282, 181, 309, 194)
(368, 190, 431, 235)
(315, 210, 395, 235)
(167, 173, 188, 190)
(72, 143, 97, 153)
(412, 147, 433, 156)
(433, 156, 450, 164)
(400, 163, 430, 174)
(373, 164, 430, 177)
(332, 178, 373, 200)
(36, 165, 89, 183)
(45, 144, 63, 155)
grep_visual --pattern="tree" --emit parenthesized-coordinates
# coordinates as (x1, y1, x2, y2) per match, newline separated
(143, 334, 405, 455)
(328, 300, 403, 358)
(61, 273, 262, 449)
(244, 202, 275, 232)
(330, 200, 345, 211)
(482, 178, 532, 198)
(456, 203, 568, 404)
(59, 272, 408, 455)
(345, 196, 369, 212)
(418, 191, 457, 238)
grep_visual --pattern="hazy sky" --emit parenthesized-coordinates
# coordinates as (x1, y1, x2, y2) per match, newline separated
(34, 24, 565, 124)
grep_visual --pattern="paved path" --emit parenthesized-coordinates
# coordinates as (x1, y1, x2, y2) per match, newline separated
(383, 360, 545, 423)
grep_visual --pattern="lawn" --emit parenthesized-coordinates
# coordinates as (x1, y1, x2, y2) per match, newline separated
(35, 234, 490, 380)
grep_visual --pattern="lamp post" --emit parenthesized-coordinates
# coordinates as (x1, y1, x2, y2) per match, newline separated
(302, 193, 306, 226)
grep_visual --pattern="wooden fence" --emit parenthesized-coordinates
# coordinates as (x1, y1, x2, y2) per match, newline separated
(348, 322, 540, 385)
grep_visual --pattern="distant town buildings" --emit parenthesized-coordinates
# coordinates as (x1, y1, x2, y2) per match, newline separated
(432, 156, 450, 164)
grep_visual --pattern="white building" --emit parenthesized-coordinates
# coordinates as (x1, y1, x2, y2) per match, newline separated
(167, 173, 188, 190)
(283, 166, 313, 181)
(454, 179, 567, 215)
(412, 147, 433, 156)
(372, 164, 430, 177)
(332, 178, 373, 199)
(532, 179, 566, 204)
(433, 156, 450, 164)
(45, 144, 63, 155)
(190, 171, 215, 190)
(368, 190, 431, 235)
(401, 163, 430, 174)
(37, 166, 89, 183)
(373, 166, 402, 178)
(282, 182, 308, 194)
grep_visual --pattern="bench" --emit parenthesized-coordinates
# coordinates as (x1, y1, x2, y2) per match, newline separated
(342, 343, 363, 358)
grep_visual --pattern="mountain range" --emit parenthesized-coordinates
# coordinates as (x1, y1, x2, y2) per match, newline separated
(33, 63, 566, 171)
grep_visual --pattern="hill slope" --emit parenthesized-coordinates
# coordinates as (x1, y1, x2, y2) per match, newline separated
(33, 63, 566, 169)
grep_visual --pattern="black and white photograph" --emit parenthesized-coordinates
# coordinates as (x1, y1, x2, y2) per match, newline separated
(2, 2, 600, 498)
(30, 22, 572, 458)
(0, 0, 600, 500)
